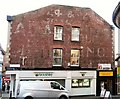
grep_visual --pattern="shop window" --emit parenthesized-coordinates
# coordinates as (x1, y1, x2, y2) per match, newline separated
(71, 50, 80, 66)
(71, 27, 80, 41)
(53, 49, 62, 66)
(54, 26, 63, 40)
(72, 79, 90, 88)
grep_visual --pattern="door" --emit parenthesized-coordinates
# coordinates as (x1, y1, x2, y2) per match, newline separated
(49, 81, 63, 98)
(100, 79, 113, 93)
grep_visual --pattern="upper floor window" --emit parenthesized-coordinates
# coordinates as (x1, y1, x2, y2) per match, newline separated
(71, 27, 80, 41)
(53, 49, 62, 66)
(71, 50, 80, 66)
(54, 26, 63, 40)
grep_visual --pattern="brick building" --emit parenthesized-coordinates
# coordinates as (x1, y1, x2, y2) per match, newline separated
(7, 4, 114, 69)
(6, 5, 117, 96)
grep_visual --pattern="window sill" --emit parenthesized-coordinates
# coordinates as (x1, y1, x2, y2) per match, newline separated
(53, 65, 62, 67)
(53, 40, 64, 42)
(70, 65, 79, 67)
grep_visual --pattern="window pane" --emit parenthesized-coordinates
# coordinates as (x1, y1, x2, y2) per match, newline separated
(71, 27, 80, 41)
(71, 50, 79, 66)
(79, 79, 83, 86)
(53, 49, 62, 57)
(72, 79, 90, 88)
(54, 58, 62, 65)
(53, 49, 62, 66)
(72, 79, 79, 87)
(54, 26, 63, 40)
(83, 79, 90, 86)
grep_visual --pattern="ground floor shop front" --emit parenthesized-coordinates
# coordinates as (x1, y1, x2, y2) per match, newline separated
(96, 70, 117, 96)
(6, 70, 97, 97)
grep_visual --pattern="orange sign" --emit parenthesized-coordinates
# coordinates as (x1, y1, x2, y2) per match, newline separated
(99, 71, 113, 76)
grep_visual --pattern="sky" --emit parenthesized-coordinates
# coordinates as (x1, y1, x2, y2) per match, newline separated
(0, 0, 119, 51)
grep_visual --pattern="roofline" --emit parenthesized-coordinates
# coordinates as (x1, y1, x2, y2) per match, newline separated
(6, 4, 92, 20)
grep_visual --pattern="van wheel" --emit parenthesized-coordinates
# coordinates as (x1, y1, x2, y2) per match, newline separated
(24, 96, 33, 99)
(59, 96, 67, 99)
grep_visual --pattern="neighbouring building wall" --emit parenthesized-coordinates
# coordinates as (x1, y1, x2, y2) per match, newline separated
(118, 29, 120, 54)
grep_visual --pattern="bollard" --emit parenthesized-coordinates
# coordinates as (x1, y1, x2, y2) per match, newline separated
(100, 89, 106, 98)
(9, 91, 12, 99)
(104, 91, 112, 99)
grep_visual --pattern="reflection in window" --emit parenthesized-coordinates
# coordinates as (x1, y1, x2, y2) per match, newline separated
(72, 79, 79, 87)
(53, 49, 62, 66)
(71, 50, 79, 66)
(71, 27, 80, 41)
(72, 79, 90, 88)
(51, 82, 60, 89)
(54, 26, 63, 40)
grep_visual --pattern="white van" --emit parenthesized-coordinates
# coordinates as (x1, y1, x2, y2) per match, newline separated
(16, 81, 69, 99)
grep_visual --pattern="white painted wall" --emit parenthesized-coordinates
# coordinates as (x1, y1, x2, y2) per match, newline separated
(6, 70, 96, 97)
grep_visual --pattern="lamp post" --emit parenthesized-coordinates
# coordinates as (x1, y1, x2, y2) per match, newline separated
(80, 46, 83, 68)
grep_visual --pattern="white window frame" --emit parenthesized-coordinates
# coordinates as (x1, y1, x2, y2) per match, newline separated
(71, 27, 80, 41)
(71, 50, 80, 66)
(53, 49, 62, 66)
(54, 26, 63, 40)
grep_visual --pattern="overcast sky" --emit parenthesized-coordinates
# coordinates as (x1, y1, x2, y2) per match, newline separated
(0, 0, 119, 50)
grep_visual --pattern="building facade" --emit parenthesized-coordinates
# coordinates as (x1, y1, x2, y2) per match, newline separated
(7, 4, 114, 69)
(6, 4, 116, 96)
(0, 45, 5, 96)
(6, 70, 96, 97)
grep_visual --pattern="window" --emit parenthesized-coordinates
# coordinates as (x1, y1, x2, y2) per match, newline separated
(54, 26, 63, 40)
(71, 50, 80, 66)
(53, 49, 62, 66)
(72, 79, 90, 88)
(71, 27, 80, 41)
(51, 82, 61, 89)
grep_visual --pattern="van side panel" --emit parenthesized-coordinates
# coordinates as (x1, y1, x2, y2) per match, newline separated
(17, 81, 69, 99)
(18, 81, 50, 98)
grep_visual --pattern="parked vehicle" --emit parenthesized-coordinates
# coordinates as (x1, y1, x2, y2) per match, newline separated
(16, 81, 69, 99)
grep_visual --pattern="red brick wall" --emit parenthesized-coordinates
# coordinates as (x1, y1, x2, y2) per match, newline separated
(9, 5, 113, 69)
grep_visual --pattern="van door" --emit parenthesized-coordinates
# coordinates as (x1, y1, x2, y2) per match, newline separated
(49, 82, 64, 98)
(31, 88, 49, 98)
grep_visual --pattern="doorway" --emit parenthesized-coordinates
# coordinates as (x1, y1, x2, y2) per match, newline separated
(100, 79, 113, 93)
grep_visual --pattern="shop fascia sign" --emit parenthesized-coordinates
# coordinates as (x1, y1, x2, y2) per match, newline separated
(34, 72, 53, 77)
(99, 71, 113, 76)
(98, 63, 111, 70)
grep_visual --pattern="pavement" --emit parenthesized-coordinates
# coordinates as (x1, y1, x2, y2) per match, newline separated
(1, 92, 9, 99)
(1, 92, 120, 99)
(70, 95, 120, 99)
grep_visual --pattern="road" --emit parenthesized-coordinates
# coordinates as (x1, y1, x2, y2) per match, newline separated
(0, 93, 101, 99)
(1, 92, 9, 99)
(1, 92, 120, 99)
(1, 93, 100, 99)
